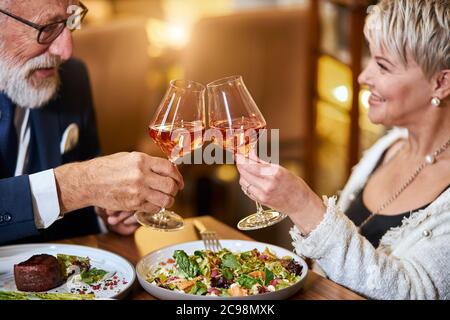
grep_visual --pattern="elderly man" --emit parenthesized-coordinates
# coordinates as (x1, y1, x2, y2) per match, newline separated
(0, 0, 184, 244)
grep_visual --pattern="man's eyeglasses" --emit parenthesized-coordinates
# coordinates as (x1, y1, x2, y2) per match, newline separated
(0, 2, 88, 45)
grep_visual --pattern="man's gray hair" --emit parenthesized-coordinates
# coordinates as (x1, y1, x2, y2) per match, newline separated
(365, 0, 450, 79)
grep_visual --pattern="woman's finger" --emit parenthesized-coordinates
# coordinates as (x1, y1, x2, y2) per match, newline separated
(236, 155, 279, 178)
(239, 176, 267, 204)
(237, 164, 270, 189)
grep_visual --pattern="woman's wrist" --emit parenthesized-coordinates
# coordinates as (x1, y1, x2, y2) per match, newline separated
(290, 193, 326, 236)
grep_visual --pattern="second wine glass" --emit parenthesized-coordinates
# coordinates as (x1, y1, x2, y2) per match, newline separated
(135, 79, 206, 231)
(207, 75, 286, 230)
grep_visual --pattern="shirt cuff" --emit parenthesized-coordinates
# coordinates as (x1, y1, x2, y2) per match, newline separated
(29, 169, 61, 229)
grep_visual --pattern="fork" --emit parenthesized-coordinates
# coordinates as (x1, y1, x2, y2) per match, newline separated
(193, 219, 223, 252)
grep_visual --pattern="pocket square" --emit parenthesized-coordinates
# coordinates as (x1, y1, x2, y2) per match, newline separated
(60, 123, 79, 155)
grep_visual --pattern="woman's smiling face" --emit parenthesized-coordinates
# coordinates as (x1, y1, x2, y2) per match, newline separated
(358, 45, 435, 128)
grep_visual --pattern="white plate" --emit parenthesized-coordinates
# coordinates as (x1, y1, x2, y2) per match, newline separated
(0, 243, 135, 299)
(136, 240, 308, 300)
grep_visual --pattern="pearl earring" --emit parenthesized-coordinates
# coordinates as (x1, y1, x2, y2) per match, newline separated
(431, 97, 441, 107)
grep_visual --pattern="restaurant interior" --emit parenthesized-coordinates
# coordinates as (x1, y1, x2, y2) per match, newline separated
(73, 0, 384, 249)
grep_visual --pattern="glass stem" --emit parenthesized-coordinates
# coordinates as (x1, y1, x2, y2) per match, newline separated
(255, 201, 263, 213)
(255, 201, 265, 223)
(156, 207, 166, 221)
(156, 161, 176, 223)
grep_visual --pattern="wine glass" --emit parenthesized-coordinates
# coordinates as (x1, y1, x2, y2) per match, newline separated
(207, 75, 287, 230)
(135, 80, 206, 231)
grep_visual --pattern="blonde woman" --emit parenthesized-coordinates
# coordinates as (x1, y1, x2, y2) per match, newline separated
(237, 0, 450, 299)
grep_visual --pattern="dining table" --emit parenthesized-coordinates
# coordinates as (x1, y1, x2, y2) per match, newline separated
(56, 215, 365, 300)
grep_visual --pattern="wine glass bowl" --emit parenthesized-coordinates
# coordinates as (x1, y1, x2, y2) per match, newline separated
(148, 80, 206, 162)
(148, 121, 205, 163)
(208, 76, 266, 156)
(207, 75, 286, 230)
(210, 116, 266, 156)
(135, 79, 206, 231)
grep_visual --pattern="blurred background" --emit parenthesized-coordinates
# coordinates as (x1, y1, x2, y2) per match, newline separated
(73, 0, 384, 249)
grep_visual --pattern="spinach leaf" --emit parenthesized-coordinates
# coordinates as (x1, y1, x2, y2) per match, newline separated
(220, 267, 234, 280)
(264, 267, 274, 286)
(173, 250, 200, 278)
(236, 274, 261, 289)
(221, 253, 241, 270)
(240, 251, 254, 260)
(189, 281, 208, 296)
(194, 250, 204, 258)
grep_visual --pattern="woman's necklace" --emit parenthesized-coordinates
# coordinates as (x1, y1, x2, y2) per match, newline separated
(358, 137, 450, 230)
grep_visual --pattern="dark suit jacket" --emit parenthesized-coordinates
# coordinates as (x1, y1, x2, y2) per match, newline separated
(0, 59, 101, 244)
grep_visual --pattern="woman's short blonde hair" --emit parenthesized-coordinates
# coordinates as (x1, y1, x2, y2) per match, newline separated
(364, 0, 449, 78)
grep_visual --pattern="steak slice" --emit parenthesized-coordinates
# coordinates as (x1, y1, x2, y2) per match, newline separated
(14, 254, 64, 292)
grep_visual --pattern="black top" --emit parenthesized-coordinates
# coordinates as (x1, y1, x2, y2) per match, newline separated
(345, 152, 449, 247)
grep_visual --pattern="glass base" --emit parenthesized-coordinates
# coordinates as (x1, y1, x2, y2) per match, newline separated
(135, 209, 184, 232)
(237, 210, 287, 231)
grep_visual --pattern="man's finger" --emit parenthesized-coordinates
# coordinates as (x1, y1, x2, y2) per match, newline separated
(145, 172, 179, 197)
(105, 209, 120, 216)
(107, 211, 133, 225)
(110, 223, 139, 236)
(123, 215, 138, 225)
(144, 188, 175, 209)
(138, 201, 162, 214)
(149, 157, 184, 189)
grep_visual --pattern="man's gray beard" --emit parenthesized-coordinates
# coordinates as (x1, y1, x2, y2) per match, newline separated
(0, 51, 63, 109)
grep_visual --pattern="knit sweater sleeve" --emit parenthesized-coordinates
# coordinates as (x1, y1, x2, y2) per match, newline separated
(290, 197, 450, 300)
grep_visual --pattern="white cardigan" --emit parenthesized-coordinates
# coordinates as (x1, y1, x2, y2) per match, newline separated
(290, 128, 450, 300)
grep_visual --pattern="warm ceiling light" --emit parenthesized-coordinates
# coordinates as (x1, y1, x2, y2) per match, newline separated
(333, 85, 349, 103)
(216, 165, 238, 183)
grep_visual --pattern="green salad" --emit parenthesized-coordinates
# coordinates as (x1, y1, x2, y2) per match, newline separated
(146, 248, 303, 297)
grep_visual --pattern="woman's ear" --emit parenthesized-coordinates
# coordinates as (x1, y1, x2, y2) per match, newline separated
(434, 70, 450, 100)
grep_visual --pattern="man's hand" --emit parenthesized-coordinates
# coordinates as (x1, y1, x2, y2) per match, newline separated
(95, 207, 140, 236)
(54, 152, 184, 215)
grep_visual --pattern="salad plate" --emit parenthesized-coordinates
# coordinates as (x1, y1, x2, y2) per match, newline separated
(0, 243, 135, 300)
(136, 240, 308, 300)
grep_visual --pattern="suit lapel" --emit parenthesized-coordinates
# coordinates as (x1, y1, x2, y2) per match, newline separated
(28, 101, 62, 173)
(0, 94, 18, 178)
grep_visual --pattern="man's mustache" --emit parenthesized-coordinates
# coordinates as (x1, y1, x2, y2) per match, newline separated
(25, 54, 63, 77)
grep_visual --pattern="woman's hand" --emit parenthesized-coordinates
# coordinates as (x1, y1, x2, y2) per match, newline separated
(236, 153, 326, 234)
(96, 207, 140, 236)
